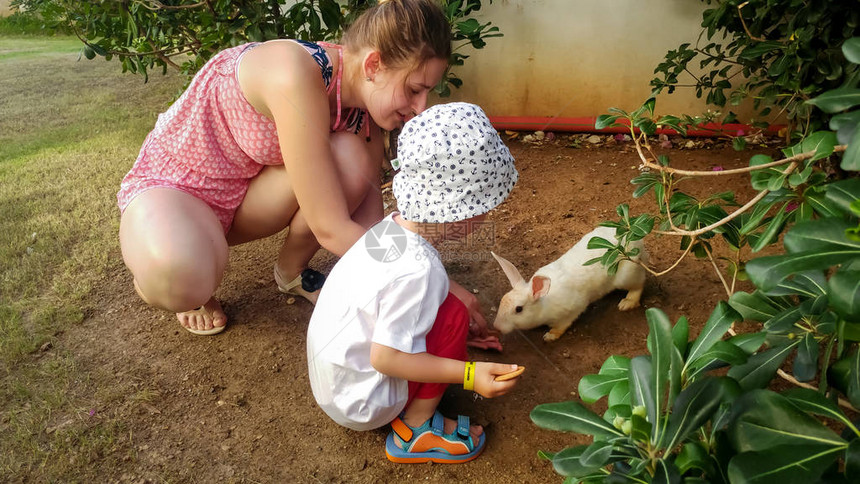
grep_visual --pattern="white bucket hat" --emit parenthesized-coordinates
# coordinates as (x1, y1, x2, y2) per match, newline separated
(393, 102, 518, 223)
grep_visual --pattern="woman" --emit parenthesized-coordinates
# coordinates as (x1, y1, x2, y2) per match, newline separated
(117, 0, 454, 335)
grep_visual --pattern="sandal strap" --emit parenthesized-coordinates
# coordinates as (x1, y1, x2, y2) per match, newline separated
(456, 415, 471, 440)
(273, 264, 302, 291)
(390, 417, 413, 442)
(430, 411, 445, 436)
(300, 268, 326, 292)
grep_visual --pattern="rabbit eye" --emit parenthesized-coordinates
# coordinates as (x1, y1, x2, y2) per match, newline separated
(515, 306, 523, 313)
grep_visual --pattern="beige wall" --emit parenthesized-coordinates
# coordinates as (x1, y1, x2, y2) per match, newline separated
(0, 0, 14, 16)
(446, 0, 748, 120)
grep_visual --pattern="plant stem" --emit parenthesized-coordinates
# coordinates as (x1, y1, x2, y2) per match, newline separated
(657, 187, 773, 237)
(633, 241, 694, 277)
(702, 243, 732, 297)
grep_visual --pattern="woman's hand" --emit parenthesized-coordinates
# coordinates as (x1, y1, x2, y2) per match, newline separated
(448, 279, 503, 352)
(473, 362, 521, 398)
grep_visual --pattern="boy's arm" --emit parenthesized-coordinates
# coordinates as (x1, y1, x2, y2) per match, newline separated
(369, 343, 520, 398)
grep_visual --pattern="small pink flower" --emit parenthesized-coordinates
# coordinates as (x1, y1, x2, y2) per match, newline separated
(712, 166, 724, 171)
(89, 409, 96, 417)
(736, 130, 745, 136)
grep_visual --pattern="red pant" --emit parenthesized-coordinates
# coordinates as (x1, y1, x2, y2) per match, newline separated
(406, 292, 470, 406)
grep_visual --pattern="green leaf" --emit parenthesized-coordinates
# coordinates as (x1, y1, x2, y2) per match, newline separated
(729, 389, 846, 452)
(551, 445, 602, 477)
(829, 269, 860, 319)
(806, 88, 860, 113)
(793, 333, 819, 382)
(729, 332, 766, 354)
(687, 340, 749, 371)
(653, 458, 681, 484)
(749, 154, 779, 191)
(805, 187, 845, 218)
(675, 442, 713, 475)
(579, 373, 627, 404)
(728, 445, 844, 484)
(785, 131, 838, 163)
(784, 219, 860, 253)
(672, 316, 689, 355)
(747, 251, 857, 291)
(608, 380, 630, 408)
(727, 343, 797, 391)
(630, 413, 651, 443)
(841, 321, 860, 342)
(594, 114, 621, 130)
(531, 401, 624, 438)
(739, 41, 782, 59)
(662, 377, 725, 450)
(587, 236, 616, 251)
(580, 440, 614, 468)
(728, 292, 780, 322)
(782, 388, 857, 432)
(842, 122, 860, 171)
(629, 356, 655, 432)
(739, 199, 780, 235)
(600, 355, 631, 375)
(684, 302, 741, 376)
(830, 111, 860, 144)
(762, 271, 827, 298)
(750, 204, 789, 252)
(844, 37, 860, 64)
(848, 350, 860, 408)
(846, 439, 860, 480)
(645, 308, 673, 444)
(762, 304, 804, 334)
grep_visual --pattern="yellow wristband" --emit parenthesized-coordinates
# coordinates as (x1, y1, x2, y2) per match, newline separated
(463, 361, 476, 391)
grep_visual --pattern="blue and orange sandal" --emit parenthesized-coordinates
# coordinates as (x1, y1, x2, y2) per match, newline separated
(385, 411, 485, 464)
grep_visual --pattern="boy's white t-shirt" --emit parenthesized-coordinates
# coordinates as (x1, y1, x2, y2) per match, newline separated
(307, 213, 449, 431)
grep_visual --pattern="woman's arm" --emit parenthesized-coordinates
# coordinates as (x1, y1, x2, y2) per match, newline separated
(238, 41, 367, 256)
(369, 342, 519, 398)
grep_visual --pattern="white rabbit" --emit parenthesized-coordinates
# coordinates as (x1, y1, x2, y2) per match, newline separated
(492, 226, 647, 342)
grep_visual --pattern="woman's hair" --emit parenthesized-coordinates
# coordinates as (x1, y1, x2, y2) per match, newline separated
(342, 0, 452, 72)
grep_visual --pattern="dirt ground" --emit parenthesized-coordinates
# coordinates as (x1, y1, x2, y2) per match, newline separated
(63, 136, 772, 483)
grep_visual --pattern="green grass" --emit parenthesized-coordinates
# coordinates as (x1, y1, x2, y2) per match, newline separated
(0, 33, 183, 481)
(0, 11, 60, 36)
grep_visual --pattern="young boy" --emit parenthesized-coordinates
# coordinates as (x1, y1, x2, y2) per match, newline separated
(306, 102, 520, 464)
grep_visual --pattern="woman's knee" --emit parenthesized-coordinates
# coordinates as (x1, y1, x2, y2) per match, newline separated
(120, 190, 228, 310)
(131, 250, 223, 311)
(330, 132, 382, 211)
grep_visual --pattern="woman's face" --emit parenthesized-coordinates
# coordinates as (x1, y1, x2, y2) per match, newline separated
(366, 57, 448, 131)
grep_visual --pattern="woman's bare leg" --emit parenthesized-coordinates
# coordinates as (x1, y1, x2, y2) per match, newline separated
(229, 130, 384, 284)
(120, 188, 229, 332)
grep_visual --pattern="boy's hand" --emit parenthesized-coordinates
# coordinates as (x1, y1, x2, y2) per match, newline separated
(473, 362, 521, 398)
(449, 279, 503, 352)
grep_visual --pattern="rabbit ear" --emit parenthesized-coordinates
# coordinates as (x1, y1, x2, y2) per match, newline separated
(530, 276, 551, 301)
(491, 251, 525, 288)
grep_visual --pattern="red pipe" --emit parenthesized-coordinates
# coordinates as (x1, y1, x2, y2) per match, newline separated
(488, 116, 783, 138)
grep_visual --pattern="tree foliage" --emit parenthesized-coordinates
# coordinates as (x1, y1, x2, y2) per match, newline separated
(652, 0, 860, 133)
(13, 0, 501, 94)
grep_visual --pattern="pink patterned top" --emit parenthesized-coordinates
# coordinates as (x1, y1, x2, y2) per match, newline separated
(117, 40, 371, 232)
